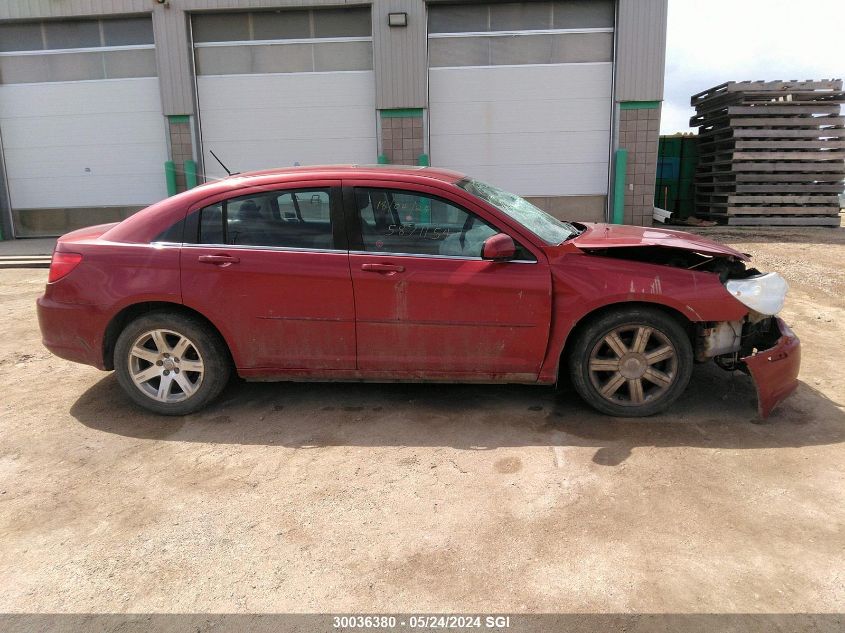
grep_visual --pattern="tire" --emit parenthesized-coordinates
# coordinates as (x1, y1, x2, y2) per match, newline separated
(566, 306, 693, 417)
(114, 311, 231, 416)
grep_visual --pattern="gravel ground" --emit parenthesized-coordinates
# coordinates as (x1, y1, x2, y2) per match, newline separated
(0, 228, 843, 616)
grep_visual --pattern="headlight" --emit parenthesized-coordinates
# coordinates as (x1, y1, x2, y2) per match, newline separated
(725, 272, 788, 315)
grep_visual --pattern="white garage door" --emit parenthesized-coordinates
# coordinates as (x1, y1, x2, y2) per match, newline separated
(0, 17, 167, 236)
(192, 8, 377, 180)
(428, 1, 614, 198)
(0, 79, 167, 209)
(196, 72, 376, 178)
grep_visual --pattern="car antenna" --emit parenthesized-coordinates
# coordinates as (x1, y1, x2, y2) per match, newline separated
(208, 149, 238, 176)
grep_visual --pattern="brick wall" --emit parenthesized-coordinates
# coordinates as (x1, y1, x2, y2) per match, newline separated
(618, 104, 660, 226)
(168, 117, 194, 193)
(380, 113, 424, 166)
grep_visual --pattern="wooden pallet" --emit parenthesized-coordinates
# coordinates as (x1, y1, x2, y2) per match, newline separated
(727, 115, 843, 128)
(696, 183, 844, 193)
(696, 212, 842, 226)
(696, 211, 843, 226)
(695, 97, 845, 115)
(690, 105, 843, 126)
(722, 216, 841, 226)
(700, 151, 845, 162)
(696, 161, 845, 173)
(698, 195, 841, 205)
(730, 128, 845, 138)
(733, 140, 845, 149)
(691, 79, 843, 106)
(700, 138, 845, 150)
(690, 79, 845, 227)
(696, 173, 845, 184)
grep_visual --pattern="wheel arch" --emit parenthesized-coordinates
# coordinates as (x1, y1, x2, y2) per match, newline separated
(102, 301, 233, 371)
(556, 300, 695, 385)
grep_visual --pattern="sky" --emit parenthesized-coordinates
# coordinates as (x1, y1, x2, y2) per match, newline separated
(661, 0, 845, 134)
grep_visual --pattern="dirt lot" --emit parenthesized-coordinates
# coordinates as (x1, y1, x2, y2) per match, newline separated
(0, 227, 843, 615)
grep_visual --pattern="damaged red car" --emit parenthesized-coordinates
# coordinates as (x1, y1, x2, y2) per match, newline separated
(37, 166, 800, 417)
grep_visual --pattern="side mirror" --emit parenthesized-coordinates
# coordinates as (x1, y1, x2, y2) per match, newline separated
(481, 233, 517, 261)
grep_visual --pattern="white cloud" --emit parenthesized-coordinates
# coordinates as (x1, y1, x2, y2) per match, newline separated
(661, 0, 845, 134)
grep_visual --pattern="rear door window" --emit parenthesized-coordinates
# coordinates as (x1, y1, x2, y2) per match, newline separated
(197, 188, 333, 249)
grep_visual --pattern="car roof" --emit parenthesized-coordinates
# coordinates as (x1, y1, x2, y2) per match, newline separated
(218, 164, 465, 183)
(179, 164, 468, 204)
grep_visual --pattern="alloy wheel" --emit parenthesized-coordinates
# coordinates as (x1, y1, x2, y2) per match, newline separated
(128, 329, 204, 403)
(587, 324, 678, 407)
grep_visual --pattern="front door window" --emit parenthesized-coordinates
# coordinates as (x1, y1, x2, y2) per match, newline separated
(354, 187, 501, 258)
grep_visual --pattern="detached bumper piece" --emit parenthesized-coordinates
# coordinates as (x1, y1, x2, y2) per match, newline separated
(741, 317, 801, 418)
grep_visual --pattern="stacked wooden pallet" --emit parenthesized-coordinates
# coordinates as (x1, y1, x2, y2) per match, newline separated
(690, 79, 845, 226)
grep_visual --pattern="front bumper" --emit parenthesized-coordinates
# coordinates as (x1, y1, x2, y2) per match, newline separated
(742, 317, 801, 418)
(37, 295, 109, 370)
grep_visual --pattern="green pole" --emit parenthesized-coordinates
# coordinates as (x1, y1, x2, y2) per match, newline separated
(164, 161, 177, 197)
(417, 154, 431, 222)
(377, 154, 389, 164)
(612, 148, 628, 224)
(184, 159, 198, 189)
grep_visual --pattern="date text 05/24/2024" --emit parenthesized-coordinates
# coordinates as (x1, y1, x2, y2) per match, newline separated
(333, 615, 512, 629)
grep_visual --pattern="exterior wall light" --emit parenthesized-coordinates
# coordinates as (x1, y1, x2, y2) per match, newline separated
(387, 12, 408, 27)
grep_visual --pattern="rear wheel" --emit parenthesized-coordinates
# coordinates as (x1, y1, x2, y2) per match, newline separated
(567, 307, 693, 417)
(114, 312, 231, 415)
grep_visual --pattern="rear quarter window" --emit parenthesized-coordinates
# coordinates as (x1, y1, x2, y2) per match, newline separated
(154, 218, 185, 243)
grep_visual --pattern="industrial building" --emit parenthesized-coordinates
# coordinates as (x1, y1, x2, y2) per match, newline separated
(0, 0, 667, 239)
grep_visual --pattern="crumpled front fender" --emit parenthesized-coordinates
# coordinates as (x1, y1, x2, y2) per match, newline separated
(742, 317, 801, 418)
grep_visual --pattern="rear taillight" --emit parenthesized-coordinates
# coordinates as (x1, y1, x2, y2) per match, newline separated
(48, 252, 83, 283)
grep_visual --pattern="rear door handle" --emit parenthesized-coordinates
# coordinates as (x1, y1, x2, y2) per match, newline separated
(198, 254, 240, 265)
(361, 263, 405, 273)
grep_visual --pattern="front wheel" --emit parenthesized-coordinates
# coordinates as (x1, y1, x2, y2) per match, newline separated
(567, 307, 693, 417)
(114, 312, 231, 415)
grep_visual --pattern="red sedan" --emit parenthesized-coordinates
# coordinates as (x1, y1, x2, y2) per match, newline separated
(37, 166, 800, 417)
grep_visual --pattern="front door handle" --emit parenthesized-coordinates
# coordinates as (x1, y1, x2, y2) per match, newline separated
(361, 263, 405, 273)
(198, 254, 240, 265)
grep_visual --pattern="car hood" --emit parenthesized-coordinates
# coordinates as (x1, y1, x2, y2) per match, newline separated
(570, 223, 749, 261)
